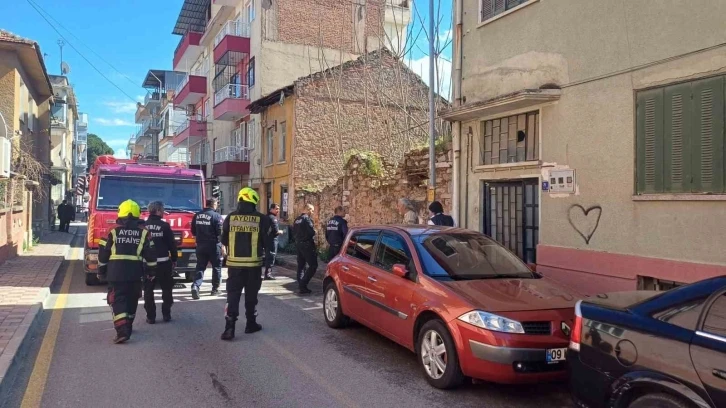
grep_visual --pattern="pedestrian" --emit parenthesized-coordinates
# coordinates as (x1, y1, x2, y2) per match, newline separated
(57, 200, 71, 232)
(427, 201, 455, 226)
(264, 203, 284, 280)
(143, 201, 178, 324)
(220, 187, 272, 340)
(97, 199, 157, 344)
(82, 200, 89, 222)
(325, 206, 348, 260)
(293, 203, 318, 295)
(191, 198, 223, 299)
(397, 198, 419, 225)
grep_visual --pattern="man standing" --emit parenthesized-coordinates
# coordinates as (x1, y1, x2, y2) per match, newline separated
(293, 204, 317, 295)
(397, 198, 419, 225)
(191, 198, 223, 299)
(325, 206, 348, 260)
(57, 200, 71, 232)
(97, 199, 157, 344)
(220, 187, 271, 340)
(427, 201, 455, 226)
(143, 201, 178, 324)
(264, 203, 284, 280)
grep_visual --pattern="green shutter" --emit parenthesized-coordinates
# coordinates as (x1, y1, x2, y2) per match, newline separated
(664, 82, 693, 193)
(636, 89, 664, 193)
(691, 76, 725, 193)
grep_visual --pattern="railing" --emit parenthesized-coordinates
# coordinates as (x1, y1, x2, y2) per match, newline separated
(190, 144, 210, 165)
(144, 92, 161, 106)
(213, 146, 250, 163)
(174, 114, 205, 135)
(214, 84, 249, 106)
(174, 31, 203, 57)
(214, 20, 250, 47)
(175, 66, 209, 95)
(141, 117, 161, 134)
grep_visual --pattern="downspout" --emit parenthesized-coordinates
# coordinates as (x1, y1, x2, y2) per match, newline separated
(451, 0, 463, 225)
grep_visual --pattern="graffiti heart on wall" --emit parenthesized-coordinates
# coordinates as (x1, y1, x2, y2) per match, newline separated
(568, 204, 602, 245)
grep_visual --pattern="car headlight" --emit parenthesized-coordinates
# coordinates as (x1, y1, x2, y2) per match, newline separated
(458, 311, 525, 334)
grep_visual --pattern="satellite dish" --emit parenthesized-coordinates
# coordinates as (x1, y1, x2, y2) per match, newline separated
(61, 62, 70, 75)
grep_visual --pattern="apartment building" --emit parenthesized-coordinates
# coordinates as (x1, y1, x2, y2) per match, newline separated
(73, 112, 88, 204)
(170, 0, 410, 212)
(443, 0, 726, 294)
(132, 70, 185, 161)
(49, 75, 77, 208)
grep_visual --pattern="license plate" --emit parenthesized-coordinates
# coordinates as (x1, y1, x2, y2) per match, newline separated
(546, 348, 566, 363)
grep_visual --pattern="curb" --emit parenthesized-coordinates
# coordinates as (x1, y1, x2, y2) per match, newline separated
(275, 254, 326, 282)
(0, 229, 77, 400)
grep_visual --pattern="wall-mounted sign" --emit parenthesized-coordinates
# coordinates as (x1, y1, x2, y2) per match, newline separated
(282, 192, 288, 212)
(548, 169, 576, 194)
(542, 181, 549, 191)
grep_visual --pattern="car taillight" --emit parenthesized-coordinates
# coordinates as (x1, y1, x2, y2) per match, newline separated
(569, 300, 583, 351)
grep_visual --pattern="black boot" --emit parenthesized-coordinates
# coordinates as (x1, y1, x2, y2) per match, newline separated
(221, 317, 236, 340)
(245, 317, 262, 334)
(163, 314, 171, 322)
(113, 326, 130, 344)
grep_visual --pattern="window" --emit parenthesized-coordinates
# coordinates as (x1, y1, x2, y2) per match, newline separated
(247, 58, 255, 88)
(652, 298, 706, 331)
(278, 121, 286, 162)
(265, 127, 274, 164)
(480, 111, 538, 165)
(247, 1, 255, 22)
(481, 0, 532, 23)
(248, 118, 256, 149)
(636, 76, 725, 194)
(345, 231, 379, 263)
(703, 294, 726, 338)
(264, 182, 272, 210)
(374, 233, 411, 272)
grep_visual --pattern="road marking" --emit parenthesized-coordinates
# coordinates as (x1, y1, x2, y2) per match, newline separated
(20, 246, 79, 408)
(302, 303, 324, 311)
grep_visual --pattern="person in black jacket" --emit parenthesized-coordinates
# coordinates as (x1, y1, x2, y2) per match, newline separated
(427, 201, 455, 226)
(97, 199, 157, 344)
(264, 203, 284, 280)
(57, 200, 72, 232)
(191, 198, 223, 299)
(143, 201, 178, 324)
(325, 206, 348, 260)
(293, 203, 317, 295)
(220, 187, 272, 340)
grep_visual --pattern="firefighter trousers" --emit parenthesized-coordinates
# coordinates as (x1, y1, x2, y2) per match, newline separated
(194, 242, 222, 290)
(296, 242, 318, 290)
(143, 261, 174, 320)
(225, 267, 262, 321)
(107, 280, 142, 335)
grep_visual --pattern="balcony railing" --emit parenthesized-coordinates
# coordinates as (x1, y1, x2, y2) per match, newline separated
(144, 92, 161, 106)
(213, 146, 250, 163)
(214, 84, 249, 106)
(141, 117, 162, 134)
(174, 114, 205, 135)
(214, 20, 250, 48)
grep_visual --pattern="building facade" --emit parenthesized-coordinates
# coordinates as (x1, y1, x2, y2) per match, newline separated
(73, 112, 88, 206)
(444, 0, 726, 294)
(49, 75, 77, 208)
(170, 0, 410, 213)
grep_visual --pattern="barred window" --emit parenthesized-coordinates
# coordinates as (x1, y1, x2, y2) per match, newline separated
(479, 111, 539, 165)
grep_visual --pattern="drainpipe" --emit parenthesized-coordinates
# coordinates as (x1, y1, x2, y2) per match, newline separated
(451, 0, 463, 225)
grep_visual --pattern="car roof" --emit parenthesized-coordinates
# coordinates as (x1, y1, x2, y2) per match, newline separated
(349, 225, 473, 238)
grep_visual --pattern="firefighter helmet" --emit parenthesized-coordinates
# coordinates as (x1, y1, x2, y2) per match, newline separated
(117, 199, 141, 218)
(237, 187, 260, 205)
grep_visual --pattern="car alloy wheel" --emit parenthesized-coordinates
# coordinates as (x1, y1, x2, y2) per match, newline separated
(323, 282, 348, 329)
(421, 329, 447, 380)
(324, 287, 338, 322)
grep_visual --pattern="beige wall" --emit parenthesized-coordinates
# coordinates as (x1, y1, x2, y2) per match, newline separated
(456, 0, 726, 269)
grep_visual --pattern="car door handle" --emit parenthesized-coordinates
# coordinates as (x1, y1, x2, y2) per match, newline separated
(341, 266, 349, 272)
(367, 276, 377, 283)
(713, 369, 726, 381)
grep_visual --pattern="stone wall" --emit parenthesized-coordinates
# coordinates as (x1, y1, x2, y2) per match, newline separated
(294, 144, 452, 246)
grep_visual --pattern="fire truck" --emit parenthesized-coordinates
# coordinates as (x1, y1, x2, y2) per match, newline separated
(83, 155, 205, 286)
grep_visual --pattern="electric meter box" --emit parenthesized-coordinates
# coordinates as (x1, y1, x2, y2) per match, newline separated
(548, 169, 575, 193)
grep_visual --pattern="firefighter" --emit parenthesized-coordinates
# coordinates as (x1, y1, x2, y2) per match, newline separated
(220, 187, 272, 340)
(97, 199, 157, 344)
(143, 201, 178, 324)
(293, 204, 317, 295)
(191, 198, 224, 299)
(325, 206, 348, 260)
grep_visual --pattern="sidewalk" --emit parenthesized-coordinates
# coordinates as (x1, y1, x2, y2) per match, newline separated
(275, 252, 326, 282)
(0, 226, 77, 392)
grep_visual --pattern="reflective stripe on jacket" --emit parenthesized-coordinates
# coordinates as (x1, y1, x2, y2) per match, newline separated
(222, 208, 272, 269)
(97, 218, 157, 282)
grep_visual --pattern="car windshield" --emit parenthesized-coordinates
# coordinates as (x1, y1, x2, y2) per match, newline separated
(415, 232, 535, 280)
(97, 176, 203, 212)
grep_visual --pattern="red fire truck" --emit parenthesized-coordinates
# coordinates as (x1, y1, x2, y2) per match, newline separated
(83, 155, 205, 285)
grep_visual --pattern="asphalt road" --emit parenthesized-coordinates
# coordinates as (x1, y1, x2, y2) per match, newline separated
(3, 231, 572, 408)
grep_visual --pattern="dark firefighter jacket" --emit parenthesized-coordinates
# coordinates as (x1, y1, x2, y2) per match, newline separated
(293, 214, 316, 245)
(98, 217, 157, 282)
(222, 202, 272, 268)
(325, 215, 348, 246)
(144, 214, 178, 263)
(191, 207, 223, 244)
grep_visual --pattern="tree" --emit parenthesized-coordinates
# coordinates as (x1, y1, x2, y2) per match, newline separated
(87, 134, 114, 171)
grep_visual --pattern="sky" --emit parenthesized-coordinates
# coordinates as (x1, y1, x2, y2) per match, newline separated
(1, 0, 451, 159)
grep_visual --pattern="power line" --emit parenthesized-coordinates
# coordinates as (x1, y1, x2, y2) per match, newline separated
(25, 0, 139, 103)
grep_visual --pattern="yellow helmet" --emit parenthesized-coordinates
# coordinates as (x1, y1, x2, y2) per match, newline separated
(238, 187, 260, 205)
(118, 199, 141, 218)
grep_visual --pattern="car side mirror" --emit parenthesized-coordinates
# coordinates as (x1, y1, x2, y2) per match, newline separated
(392, 264, 408, 278)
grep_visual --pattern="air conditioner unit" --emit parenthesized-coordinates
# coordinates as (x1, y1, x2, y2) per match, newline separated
(0, 137, 10, 178)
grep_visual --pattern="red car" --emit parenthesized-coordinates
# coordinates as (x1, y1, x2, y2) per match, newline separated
(322, 226, 579, 389)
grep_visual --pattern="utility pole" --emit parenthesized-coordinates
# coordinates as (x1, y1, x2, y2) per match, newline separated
(427, 0, 436, 203)
(57, 39, 65, 74)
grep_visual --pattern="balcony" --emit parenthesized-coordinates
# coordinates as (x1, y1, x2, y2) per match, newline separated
(141, 117, 162, 135)
(212, 146, 250, 176)
(173, 31, 203, 71)
(174, 74, 207, 106)
(213, 84, 250, 121)
(189, 143, 210, 169)
(173, 116, 208, 147)
(144, 92, 161, 107)
(213, 20, 250, 63)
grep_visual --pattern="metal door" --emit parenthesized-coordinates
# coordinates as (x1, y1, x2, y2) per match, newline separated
(483, 179, 539, 263)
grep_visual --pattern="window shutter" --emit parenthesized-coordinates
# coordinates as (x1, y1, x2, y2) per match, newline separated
(481, 0, 494, 21)
(636, 89, 664, 193)
(663, 82, 693, 193)
(691, 76, 725, 193)
(494, 0, 505, 15)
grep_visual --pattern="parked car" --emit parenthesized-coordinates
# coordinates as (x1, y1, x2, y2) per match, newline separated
(568, 276, 726, 408)
(322, 225, 579, 389)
